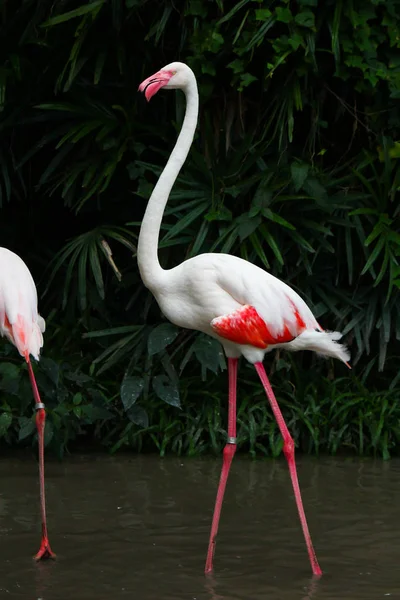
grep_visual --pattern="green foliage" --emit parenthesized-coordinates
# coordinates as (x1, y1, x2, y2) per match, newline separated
(110, 360, 400, 460)
(0, 0, 398, 458)
(0, 345, 117, 458)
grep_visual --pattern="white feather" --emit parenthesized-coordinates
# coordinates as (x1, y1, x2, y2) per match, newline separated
(0, 247, 45, 360)
(137, 63, 350, 368)
(284, 330, 350, 362)
(149, 253, 349, 365)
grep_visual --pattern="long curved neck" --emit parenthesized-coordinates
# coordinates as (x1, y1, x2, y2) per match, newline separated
(137, 76, 199, 291)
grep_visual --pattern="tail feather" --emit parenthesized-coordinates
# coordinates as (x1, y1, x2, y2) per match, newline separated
(285, 330, 350, 364)
(9, 315, 44, 362)
(29, 320, 44, 361)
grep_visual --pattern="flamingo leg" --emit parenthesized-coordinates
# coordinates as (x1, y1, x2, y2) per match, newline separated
(27, 359, 56, 560)
(205, 357, 238, 574)
(254, 362, 321, 576)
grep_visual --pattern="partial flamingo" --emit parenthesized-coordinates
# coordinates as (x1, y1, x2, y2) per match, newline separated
(138, 62, 350, 576)
(0, 247, 55, 560)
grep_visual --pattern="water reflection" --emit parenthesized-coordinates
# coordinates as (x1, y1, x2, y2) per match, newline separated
(0, 454, 399, 599)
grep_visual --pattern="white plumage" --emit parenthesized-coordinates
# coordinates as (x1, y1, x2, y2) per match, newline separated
(0, 247, 45, 360)
(137, 62, 349, 367)
(152, 252, 350, 364)
(0, 246, 54, 560)
(138, 61, 350, 576)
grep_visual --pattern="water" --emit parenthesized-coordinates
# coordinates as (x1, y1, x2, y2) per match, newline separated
(0, 454, 399, 599)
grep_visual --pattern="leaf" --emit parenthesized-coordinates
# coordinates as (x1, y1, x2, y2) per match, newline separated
(217, 0, 251, 24)
(41, 1, 105, 27)
(120, 376, 145, 411)
(152, 375, 180, 407)
(127, 405, 149, 428)
(126, 163, 142, 180)
(64, 372, 92, 385)
(185, 0, 208, 17)
(289, 230, 315, 253)
(18, 417, 35, 441)
(374, 246, 390, 287)
(147, 323, 180, 356)
(161, 353, 179, 386)
(190, 220, 210, 256)
(262, 209, 295, 230)
(89, 244, 105, 299)
(364, 222, 383, 247)
(94, 51, 106, 85)
(251, 181, 272, 214)
(192, 335, 223, 375)
(35, 102, 83, 112)
(74, 394, 85, 408)
(249, 232, 270, 268)
(345, 226, 353, 285)
(238, 216, 262, 241)
(44, 420, 54, 447)
(361, 236, 385, 276)
(331, 0, 342, 63)
(0, 363, 19, 379)
(303, 178, 328, 203)
(259, 226, 284, 265)
(291, 162, 309, 191)
(0, 362, 20, 394)
(239, 73, 258, 90)
(39, 358, 60, 387)
(245, 15, 275, 50)
(294, 10, 315, 27)
(81, 405, 113, 421)
(255, 8, 272, 20)
(275, 7, 292, 22)
(164, 202, 208, 239)
(0, 412, 12, 437)
(83, 325, 140, 338)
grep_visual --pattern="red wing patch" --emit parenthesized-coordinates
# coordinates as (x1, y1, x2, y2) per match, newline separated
(211, 304, 298, 349)
(288, 298, 306, 330)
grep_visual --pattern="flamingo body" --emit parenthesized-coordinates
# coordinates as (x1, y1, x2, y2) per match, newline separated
(0, 247, 55, 560)
(150, 252, 349, 364)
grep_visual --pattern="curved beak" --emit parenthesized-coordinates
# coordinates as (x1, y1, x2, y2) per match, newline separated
(138, 70, 174, 102)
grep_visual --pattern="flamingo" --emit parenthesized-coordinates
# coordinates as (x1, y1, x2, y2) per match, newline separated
(138, 62, 350, 576)
(0, 247, 55, 560)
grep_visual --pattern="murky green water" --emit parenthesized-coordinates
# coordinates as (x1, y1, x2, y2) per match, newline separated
(0, 454, 399, 599)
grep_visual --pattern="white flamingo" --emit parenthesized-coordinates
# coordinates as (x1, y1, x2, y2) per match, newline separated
(0, 247, 55, 560)
(138, 62, 350, 576)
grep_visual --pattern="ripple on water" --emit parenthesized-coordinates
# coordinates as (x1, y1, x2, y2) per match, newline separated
(0, 455, 400, 599)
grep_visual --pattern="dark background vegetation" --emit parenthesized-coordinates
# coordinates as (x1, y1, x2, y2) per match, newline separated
(0, 0, 399, 459)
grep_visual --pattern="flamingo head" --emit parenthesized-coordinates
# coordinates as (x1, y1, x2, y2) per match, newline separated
(138, 62, 191, 101)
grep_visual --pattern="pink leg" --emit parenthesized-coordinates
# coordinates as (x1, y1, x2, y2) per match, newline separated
(205, 357, 238, 574)
(254, 362, 321, 576)
(27, 358, 56, 561)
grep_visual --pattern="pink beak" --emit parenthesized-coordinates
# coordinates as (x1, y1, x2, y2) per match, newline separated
(138, 69, 174, 102)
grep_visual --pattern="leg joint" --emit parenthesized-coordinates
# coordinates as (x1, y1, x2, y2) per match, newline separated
(283, 437, 295, 458)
